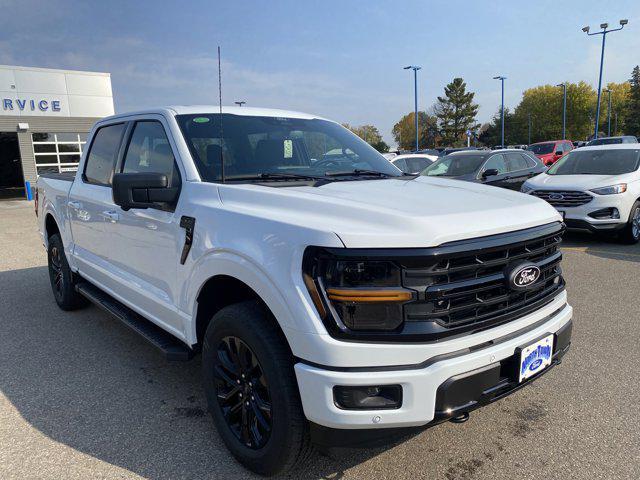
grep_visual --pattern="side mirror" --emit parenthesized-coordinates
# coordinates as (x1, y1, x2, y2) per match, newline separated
(482, 168, 499, 179)
(555, 150, 563, 156)
(112, 172, 179, 211)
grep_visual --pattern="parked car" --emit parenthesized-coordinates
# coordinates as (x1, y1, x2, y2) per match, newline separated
(382, 152, 398, 160)
(586, 135, 638, 146)
(441, 146, 482, 155)
(422, 148, 546, 190)
(390, 153, 436, 174)
(527, 140, 573, 166)
(521, 144, 640, 242)
(36, 106, 572, 476)
(572, 141, 587, 148)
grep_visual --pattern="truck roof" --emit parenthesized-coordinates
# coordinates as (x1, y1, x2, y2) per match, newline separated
(102, 105, 329, 122)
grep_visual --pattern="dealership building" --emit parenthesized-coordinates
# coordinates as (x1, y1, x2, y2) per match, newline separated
(0, 65, 114, 198)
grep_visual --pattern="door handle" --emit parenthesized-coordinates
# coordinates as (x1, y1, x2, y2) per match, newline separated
(102, 210, 120, 223)
(68, 200, 81, 209)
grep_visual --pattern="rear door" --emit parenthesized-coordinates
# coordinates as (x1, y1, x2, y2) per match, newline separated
(68, 122, 126, 283)
(101, 117, 185, 335)
(503, 151, 534, 190)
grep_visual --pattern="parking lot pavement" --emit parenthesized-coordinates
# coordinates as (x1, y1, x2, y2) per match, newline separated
(1, 201, 639, 480)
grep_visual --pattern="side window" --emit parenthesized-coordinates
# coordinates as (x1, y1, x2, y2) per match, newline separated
(565, 141, 573, 151)
(520, 152, 538, 168)
(393, 158, 407, 172)
(483, 154, 508, 174)
(506, 152, 529, 171)
(407, 158, 431, 172)
(84, 123, 125, 185)
(122, 121, 181, 187)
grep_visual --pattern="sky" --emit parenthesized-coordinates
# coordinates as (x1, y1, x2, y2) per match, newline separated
(2, 0, 639, 145)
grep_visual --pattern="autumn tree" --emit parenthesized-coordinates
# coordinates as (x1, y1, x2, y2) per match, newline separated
(624, 66, 640, 137)
(391, 111, 439, 150)
(342, 124, 389, 152)
(433, 77, 479, 146)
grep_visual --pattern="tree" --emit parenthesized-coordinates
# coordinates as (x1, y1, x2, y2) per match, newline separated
(391, 111, 438, 150)
(478, 107, 514, 147)
(597, 81, 630, 136)
(624, 66, 640, 137)
(342, 123, 388, 151)
(433, 77, 479, 146)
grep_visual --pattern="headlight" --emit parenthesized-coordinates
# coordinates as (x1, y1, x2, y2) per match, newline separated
(302, 248, 413, 331)
(589, 184, 627, 195)
(521, 183, 534, 193)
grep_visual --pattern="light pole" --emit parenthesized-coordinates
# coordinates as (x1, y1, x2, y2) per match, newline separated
(556, 83, 567, 139)
(604, 89, 612, 136)
(582, 19, 628, 139)
(234, 101, 246, 107)
(493, 76, 506, 147)
(404, 65, 422, 151)
(528, 112, 531, 145)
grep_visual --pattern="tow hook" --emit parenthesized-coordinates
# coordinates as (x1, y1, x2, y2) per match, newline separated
(450, 412, 470, 424)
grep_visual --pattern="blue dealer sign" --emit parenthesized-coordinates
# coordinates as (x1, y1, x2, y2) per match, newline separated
(2, 98, 61, 112)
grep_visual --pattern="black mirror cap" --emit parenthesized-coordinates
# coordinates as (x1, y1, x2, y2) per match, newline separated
(555, 151, 563, 156)
(112, 172, 178, 211)
(482, 168, 499, 178)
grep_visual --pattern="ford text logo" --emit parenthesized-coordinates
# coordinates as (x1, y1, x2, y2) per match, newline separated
(506, 263, 541, 290)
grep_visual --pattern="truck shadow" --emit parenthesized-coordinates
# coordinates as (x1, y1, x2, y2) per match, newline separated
(0, 266, 412, 480)
(561, 231, 640, 264)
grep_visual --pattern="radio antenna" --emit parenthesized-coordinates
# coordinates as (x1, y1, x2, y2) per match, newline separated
(217, 46, 226, 183)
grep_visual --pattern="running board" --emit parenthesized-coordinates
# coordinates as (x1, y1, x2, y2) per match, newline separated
(75, 282, 194, 361)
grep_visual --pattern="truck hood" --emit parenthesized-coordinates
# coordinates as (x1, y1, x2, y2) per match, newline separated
(219, 177, 561, 248)
(525, 172, 633, 191)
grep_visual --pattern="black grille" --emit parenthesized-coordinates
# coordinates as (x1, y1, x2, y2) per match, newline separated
(400, 223, 565, 338)
(530, 190, 593, 207)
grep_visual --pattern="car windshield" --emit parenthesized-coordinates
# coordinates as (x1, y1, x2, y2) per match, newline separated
(547, 149, 640, 175)
(421, 154, 487, 177)
(176, 114, 401, 182)
(588, 137, 623, 146)
(527, 143, 555, 155)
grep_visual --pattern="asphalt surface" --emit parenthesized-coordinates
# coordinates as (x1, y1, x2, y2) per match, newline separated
(1, 200, 639, 480)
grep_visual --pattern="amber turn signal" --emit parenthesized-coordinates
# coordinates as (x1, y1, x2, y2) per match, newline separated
(326, 288, 412, 303)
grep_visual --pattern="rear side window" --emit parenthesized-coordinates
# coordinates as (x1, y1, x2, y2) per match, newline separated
(483, 154, 508, 174)
(84, 123, 125, 185)
(122, 121, 181, 187)
(505, 152, 529, 171)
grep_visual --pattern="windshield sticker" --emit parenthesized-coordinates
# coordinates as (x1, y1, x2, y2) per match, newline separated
(284, 139, 293, 158)
(193, 117, 210, 123)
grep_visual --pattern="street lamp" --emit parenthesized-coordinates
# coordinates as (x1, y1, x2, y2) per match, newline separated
(404, 65, 422, 151)
(604, 89, 612, 136)
(582, 19, 628, 139)
(234, 101, 246, 107)
(493, 76, 506, 147)
(528, 112, 532, 145)
(556, 83, 567, 140)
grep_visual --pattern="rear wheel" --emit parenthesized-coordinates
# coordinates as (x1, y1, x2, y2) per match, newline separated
(619, 202, 640, 244)
(201, 301, 313, 476)
(47, 234, 87, 310)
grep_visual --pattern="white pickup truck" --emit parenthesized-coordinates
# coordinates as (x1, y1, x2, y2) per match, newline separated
(36, 106, 573, 476)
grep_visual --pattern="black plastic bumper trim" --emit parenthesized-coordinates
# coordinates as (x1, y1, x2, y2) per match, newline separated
(564, 218, 625, 232)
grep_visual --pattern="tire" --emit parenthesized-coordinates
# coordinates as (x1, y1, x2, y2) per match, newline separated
(47, 233, 88, 310)
(619, 201, 640, 244)
(201, 301, 313, 476)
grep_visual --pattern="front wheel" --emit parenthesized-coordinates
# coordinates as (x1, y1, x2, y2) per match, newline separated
(619, 202, 640, 244)
(201, 301, 313, 476)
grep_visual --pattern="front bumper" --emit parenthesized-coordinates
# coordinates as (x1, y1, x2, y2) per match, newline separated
(544, 193, 632, 232)
(294, 302, 572, 431)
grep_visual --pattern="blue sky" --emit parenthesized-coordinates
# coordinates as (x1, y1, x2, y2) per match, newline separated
(2, 0, 639, 144)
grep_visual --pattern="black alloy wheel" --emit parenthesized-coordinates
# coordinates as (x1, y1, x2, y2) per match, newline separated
(49, 244, 64, 300)
(213, 336, 272, 449)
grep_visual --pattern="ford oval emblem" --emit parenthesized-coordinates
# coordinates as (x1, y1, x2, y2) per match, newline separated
(506, 263, 541, 290)
(549, 193, 564, 200)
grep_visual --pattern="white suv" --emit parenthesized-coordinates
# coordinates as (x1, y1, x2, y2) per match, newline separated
(522, 144, 640, 243)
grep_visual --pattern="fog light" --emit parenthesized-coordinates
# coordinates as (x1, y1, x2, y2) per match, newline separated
(333, 385, 402, 410)
(588, 207, 620, 220)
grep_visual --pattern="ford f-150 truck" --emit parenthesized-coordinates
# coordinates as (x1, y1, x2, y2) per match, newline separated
(36, 106, 572, 476)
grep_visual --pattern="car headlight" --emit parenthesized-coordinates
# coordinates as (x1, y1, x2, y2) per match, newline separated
(521, 184, 534, 193)
(302, 248, 413, 331)
(589, 184, 627, 195)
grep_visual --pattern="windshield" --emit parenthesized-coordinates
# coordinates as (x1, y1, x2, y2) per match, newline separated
(547, 149, 640, 175)
(421, 154, 487, 177)
(527, 143, 555, 155)
(588, 137, 623, 146)
(176, 114, 400, 182)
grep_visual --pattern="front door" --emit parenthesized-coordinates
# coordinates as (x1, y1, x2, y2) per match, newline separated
(481, 153, 511, 188)
(102, 118, 184, 337)
(0, 132, 24, 198)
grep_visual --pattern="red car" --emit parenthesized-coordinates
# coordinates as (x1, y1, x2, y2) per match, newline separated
(526, 140, 573, 166)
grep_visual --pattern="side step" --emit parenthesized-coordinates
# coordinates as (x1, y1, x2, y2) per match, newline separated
(76, 282, 194, 361)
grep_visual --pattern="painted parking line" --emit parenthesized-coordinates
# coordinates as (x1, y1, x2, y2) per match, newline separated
(562, 246, 640, 258)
